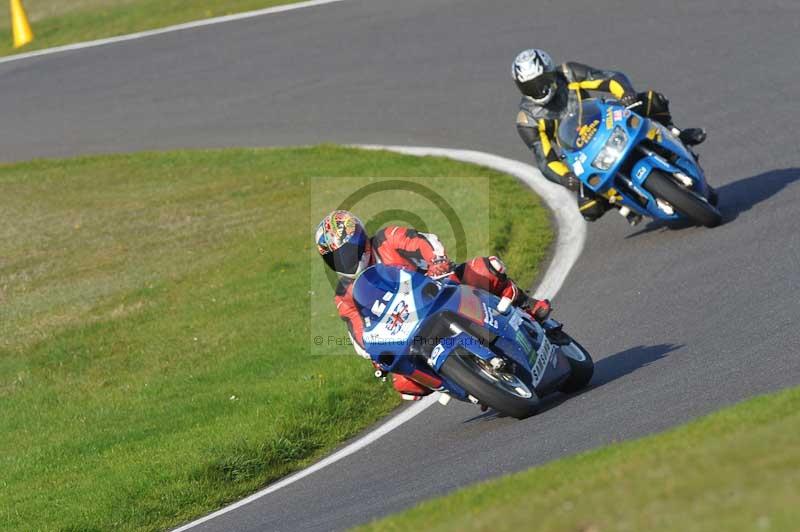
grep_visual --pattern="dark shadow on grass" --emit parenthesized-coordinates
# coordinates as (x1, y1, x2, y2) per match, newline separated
(463, 343, 681, 423)
(626, 168, 800, 238)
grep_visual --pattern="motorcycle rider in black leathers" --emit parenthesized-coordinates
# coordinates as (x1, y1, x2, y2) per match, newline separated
(513, 49, 707, 224)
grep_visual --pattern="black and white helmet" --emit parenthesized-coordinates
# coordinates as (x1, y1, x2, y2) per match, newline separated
(512, 49, 558, 105)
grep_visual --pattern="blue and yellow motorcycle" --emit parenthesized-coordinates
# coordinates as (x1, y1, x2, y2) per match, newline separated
(559, 98, 721, 227)
(353, 264, 594, 419)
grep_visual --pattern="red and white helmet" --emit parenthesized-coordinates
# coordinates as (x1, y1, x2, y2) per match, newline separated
(315, 210, 372, 278)
(512, 49, 558, 105)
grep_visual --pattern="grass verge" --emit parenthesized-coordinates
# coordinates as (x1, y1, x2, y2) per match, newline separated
(357, 385, 800, 532)
(0, 145, 552, 531)
(0, 0, 306, 57)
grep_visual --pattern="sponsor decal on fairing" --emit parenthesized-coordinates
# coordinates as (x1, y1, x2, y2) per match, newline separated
(482, 302, 499, 329)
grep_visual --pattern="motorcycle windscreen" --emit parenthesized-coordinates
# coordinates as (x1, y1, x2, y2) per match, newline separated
(557, 99, 604, 150)
(352, 265, 401, 319)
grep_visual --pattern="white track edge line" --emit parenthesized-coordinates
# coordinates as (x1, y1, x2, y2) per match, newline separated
(171, 145, 586, 531)
(0, 0, 349, 65)
(171, 394, 438, 532)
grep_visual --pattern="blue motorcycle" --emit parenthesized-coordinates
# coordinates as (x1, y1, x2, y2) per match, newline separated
(558, 98, 721, 227)
(353, 264, 594, 419)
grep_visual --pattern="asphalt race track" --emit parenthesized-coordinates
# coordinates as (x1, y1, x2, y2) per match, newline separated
(3, 1, 799, 530)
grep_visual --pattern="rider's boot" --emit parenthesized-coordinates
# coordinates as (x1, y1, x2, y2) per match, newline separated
(525, 298, 552, 323)
(672, 127, 707, 146)
(577, 185, 610, 222)
(392, 374, 433, 401)
(641, 91, 705, 146)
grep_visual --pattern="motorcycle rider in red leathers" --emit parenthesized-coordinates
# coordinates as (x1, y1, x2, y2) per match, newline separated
(315, 210, 552, 401)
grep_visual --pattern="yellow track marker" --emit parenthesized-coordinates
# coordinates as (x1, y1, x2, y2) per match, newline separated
(10, 0, 34, 48)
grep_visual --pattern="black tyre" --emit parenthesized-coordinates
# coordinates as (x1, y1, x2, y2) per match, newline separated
(643, 170, 722, 227)
(708, 186, 719, 206)
(439, 350, 540, 419)
(557, 338, 594, 394)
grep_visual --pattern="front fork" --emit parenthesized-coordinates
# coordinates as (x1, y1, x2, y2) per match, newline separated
(601, 186, 644, 222)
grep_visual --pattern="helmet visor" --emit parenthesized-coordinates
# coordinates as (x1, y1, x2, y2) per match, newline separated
(323, 240, 366, 275)
(520, 72, 557, 100)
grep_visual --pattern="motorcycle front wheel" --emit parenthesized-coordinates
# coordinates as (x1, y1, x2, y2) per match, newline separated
(643, 170, 722, 227)
(440, 349, 540, 419)
(557, 337, 594, 393)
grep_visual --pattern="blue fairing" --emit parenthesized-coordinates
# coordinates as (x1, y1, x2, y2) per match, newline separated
(352, 264, 569, 402)
(557, 98, 712, 221)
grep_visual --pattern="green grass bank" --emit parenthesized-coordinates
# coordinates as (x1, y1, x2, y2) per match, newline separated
(1, 0, 307, 57)
(0, 146, 552, 531)
(358, 385, 800, 532)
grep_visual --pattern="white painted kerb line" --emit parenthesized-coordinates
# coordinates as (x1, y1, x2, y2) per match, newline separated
(171, 395, 437, 532)
(172, 146, 586, 531)
(1, 0, 588, 527)
(0, 0, 350, 65)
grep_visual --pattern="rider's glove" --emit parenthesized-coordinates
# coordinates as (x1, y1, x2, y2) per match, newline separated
(529, 298, 552, 322)
(427, 256, 453, 278)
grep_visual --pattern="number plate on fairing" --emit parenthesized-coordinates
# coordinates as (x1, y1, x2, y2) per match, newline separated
(530, 336, 555, 387)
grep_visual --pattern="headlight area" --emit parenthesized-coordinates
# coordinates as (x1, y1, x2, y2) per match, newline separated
(592, 126, 628, 170)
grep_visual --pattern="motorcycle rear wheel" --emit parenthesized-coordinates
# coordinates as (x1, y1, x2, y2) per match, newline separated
(440, 351, 539, 419)
(643, 170, 722, 227)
